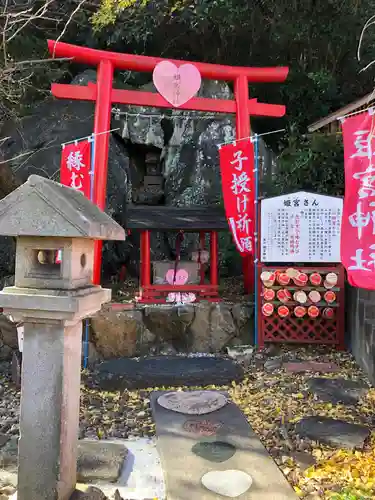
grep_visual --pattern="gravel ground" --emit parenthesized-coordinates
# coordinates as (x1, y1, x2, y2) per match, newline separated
(0, 346, 374, 499)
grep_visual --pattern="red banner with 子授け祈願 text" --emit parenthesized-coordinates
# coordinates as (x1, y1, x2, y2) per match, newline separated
(219, 139, 255, 255)
(341, 110, 375, 289)
(60, 139, 91, 198)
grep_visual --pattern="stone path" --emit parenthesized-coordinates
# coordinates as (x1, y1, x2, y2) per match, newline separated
(150, 390, 297, 499)
(263, 357, 372, 452)
(1, 347, 374, 499)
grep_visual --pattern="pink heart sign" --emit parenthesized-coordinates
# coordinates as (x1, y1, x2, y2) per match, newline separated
(153, 61, 201, 107)
(165, 269, 189, 285)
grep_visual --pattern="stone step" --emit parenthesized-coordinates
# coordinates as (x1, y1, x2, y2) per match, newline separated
(93, 356, 244, 391)
(295, 416, 370, 449)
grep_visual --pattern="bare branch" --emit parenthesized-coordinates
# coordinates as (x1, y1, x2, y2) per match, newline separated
(0, 0, 92, 122)
(5, 0, 55, 44)
(357, 14, 375, 62)
(51, 0, 87, 58)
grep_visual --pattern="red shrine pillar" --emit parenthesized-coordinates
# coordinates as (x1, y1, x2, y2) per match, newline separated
(140, 230, 151, 289)
(92, 60, 114, 285)
(210, 231, 219, 287)
(234, 75, 254, 293)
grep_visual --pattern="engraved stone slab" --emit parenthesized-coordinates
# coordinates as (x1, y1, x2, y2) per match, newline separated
(183, 419, 223, 436)
(157, 390, 227, 415)
(192, 441, 236, 463)
(201, 469, 253, 498)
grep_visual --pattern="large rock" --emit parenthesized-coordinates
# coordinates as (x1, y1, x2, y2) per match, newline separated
(115, 81, 165, 149)
(91, 305, 145, 358)
(190, 303, 237, 352)
(295, 416, 370, 449)
(231, 302, 254, 344)
(91, 302, 253, 357)
(143, 305, 194, 351)
(189, 303, 211, 352)
(210, 303, 237, 350)
(0, 71, 132, 280)
(307, 378, 369, 405)
(164, 80, 234, 207)
(77, 440, 127, 483)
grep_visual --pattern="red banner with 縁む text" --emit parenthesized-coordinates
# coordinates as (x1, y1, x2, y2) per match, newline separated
(219, 139, 254, 255)
(341, 110, 375, 289)
(60, 139, 91, 198)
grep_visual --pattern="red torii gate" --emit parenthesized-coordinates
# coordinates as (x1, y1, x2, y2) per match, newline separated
(47, 40, 288, 291)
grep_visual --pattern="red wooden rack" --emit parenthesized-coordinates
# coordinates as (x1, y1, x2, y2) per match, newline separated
(258, 264, 345, 349)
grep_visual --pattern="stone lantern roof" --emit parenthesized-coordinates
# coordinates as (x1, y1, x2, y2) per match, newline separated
(0, 175, 125, 240)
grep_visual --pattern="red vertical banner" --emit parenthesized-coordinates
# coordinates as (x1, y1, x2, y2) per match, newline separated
(219, 139, 255, 255)
(60, 139, 91, 198)
(341, 110, 375, 289)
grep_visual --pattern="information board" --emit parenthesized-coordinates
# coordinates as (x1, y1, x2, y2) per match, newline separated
(261, 192, 343, 263)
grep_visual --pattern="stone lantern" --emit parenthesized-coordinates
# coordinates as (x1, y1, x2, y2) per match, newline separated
(0, 175, 125, 500)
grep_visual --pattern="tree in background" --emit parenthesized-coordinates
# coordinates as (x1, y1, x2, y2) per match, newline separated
(1, 0, 374, 197)
(0, 0, 96, 124)
(272, 131, 344, 197)
(92, 0, 375, 135)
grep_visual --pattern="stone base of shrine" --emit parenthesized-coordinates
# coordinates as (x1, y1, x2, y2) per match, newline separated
(88, 300, 254, 361)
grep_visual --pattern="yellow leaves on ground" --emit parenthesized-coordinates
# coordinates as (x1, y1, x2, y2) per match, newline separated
(227, 347, 375, 498)
(80, 346, 375, 499)
(300, 448, 375, 497)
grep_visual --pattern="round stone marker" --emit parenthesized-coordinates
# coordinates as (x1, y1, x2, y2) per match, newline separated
(183, 419, 223, 436)
(157, 391, 227, 415)
(201, 469, 253, 498)
(192, 441, 236, 463)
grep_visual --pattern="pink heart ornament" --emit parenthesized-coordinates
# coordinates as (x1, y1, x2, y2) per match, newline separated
(165, 268, 189, 285)
(153, 60, 201, 107)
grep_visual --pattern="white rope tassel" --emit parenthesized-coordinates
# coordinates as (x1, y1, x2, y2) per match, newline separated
(122, 116, 129, 139)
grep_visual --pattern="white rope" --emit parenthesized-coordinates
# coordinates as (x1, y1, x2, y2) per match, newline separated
(112, 108, 220, 120)
(61, 128, 120, 147)
(217, 128, 285, 148)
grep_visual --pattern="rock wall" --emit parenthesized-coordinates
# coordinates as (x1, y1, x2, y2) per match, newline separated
(91, 301, 254, 361)
(0, 301, 254, 364)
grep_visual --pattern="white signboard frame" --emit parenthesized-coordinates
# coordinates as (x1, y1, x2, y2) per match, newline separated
(260, 191, 342, 263)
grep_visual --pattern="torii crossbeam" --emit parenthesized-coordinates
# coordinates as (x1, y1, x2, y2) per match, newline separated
(48, 40, 289, 291)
